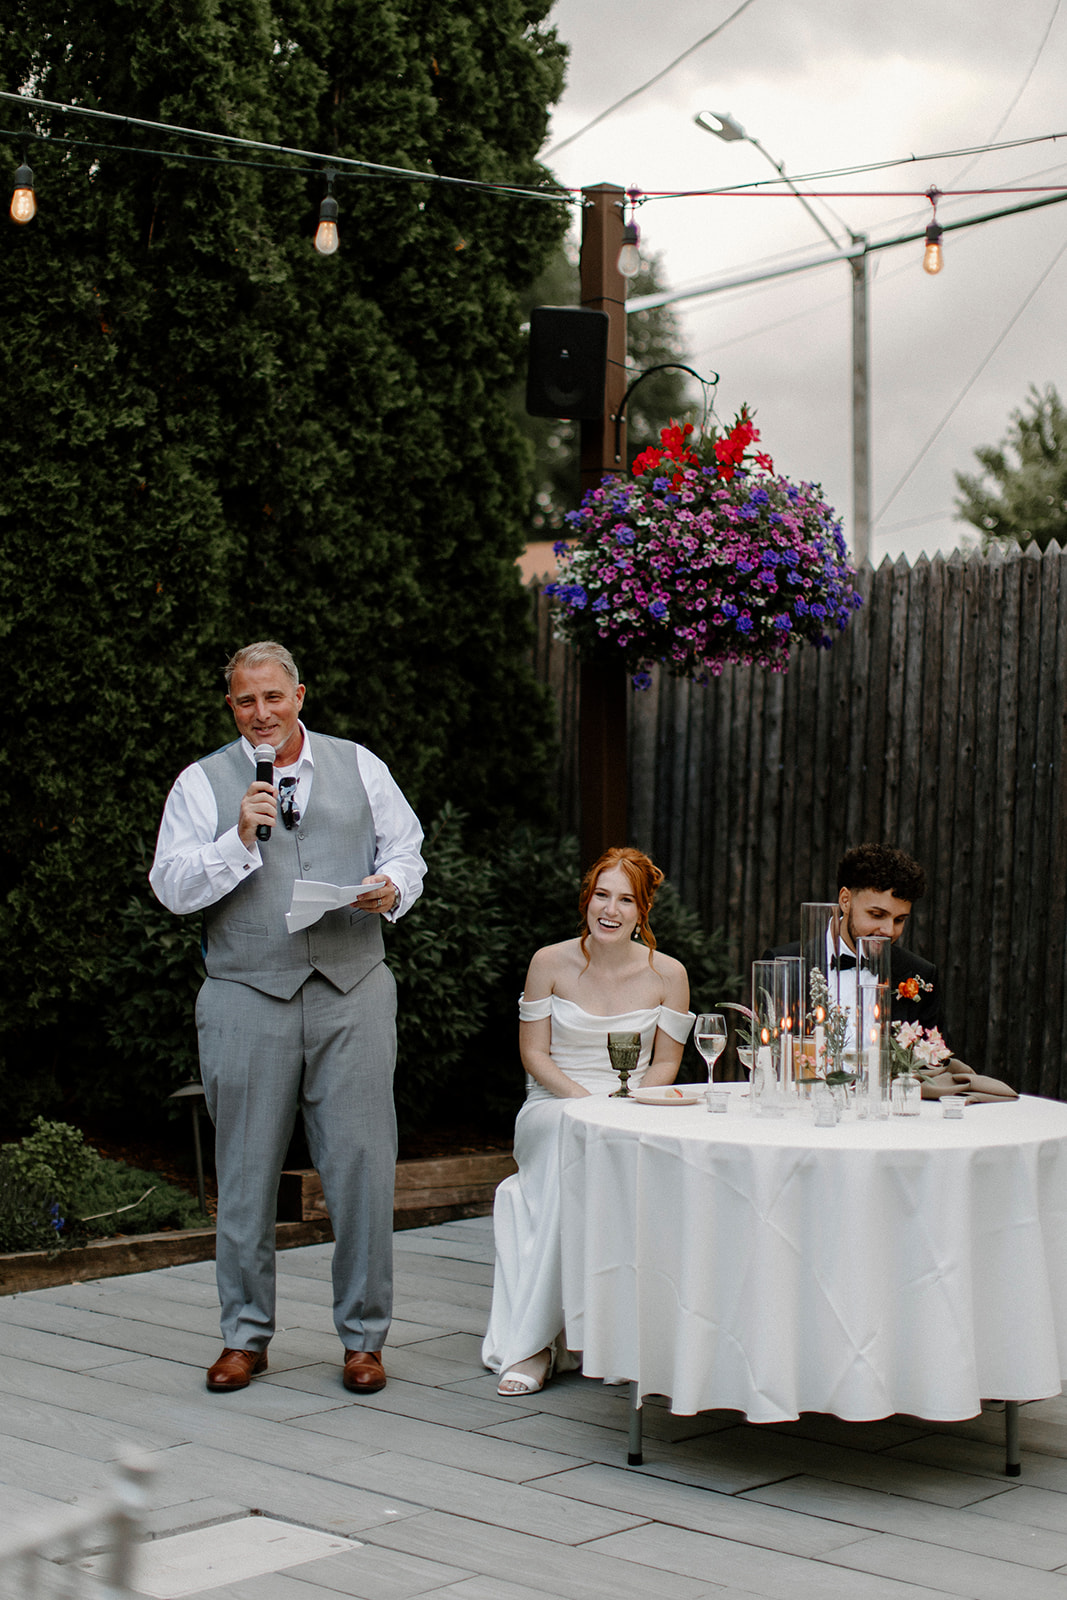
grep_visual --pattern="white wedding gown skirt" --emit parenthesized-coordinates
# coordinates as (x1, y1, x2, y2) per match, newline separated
(482, 994, 694, 1376)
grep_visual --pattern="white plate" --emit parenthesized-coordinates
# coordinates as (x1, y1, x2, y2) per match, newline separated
(630, 1086, 705, 1106)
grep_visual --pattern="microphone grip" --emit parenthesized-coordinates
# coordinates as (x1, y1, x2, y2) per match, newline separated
(255, 759, 273, 843)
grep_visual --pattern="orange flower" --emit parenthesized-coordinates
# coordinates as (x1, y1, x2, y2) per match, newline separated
(897, 977, 920, 1000)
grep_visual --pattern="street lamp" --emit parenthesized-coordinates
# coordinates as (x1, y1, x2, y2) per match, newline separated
(695, 110, 871, 566)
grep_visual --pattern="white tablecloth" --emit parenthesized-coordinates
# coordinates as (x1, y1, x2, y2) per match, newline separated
(559, 1089, 1067, 1423)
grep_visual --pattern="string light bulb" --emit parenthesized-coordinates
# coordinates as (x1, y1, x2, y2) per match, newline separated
(923, 186, 943, 275)
(617, 186, 642, 279)
(314, 168, 339, 256)
(10, 162, 35, 224)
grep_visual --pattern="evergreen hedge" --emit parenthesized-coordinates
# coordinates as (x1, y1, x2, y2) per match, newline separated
(0, 0, 569, 1128)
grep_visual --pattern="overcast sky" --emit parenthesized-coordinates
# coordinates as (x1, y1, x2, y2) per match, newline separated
(540, 0, 1067, 564)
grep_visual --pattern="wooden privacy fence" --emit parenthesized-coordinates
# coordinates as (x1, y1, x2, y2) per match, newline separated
(531, 541, 1067, 1097)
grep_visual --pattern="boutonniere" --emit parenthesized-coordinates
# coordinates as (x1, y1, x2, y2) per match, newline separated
(897, 974, 933, 1001)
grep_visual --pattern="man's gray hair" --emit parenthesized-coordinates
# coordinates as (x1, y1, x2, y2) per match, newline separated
(224, 641, 300, 690)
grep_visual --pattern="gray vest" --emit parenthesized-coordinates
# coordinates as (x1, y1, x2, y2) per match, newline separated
(200, 734, 385, 1000)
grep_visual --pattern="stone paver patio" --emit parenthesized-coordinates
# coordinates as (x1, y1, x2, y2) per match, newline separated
(3, 1216, 1067, 1598)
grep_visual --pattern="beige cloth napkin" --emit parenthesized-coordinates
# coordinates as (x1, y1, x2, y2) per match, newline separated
(917, 1060, 1019, 1104)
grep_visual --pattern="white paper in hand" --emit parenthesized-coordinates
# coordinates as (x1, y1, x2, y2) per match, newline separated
(285, 879, 383, 933)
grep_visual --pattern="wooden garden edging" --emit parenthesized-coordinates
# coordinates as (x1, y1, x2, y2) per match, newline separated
(0, 1150, 515, 1295)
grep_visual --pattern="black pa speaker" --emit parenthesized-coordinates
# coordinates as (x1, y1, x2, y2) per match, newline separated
(526, 305, 609, 420)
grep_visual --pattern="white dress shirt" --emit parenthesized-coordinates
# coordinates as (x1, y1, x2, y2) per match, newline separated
(149, 725, 426, 919)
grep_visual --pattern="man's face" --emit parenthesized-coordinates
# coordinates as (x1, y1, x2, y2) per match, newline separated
(226, 662, 305, 766)
(839, 886, 912, 949)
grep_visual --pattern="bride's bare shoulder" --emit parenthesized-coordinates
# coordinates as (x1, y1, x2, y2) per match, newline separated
(523, 938, 584, 997)
(650, 948, 690, 1009)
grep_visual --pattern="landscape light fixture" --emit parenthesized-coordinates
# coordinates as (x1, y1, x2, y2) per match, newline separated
(314, 168, 339, 256)
(617, 187, 642, 279)
(923, 187, 944, 275)
(10, 162, 35, 224)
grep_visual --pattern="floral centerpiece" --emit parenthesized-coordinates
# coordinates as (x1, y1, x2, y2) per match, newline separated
(890, 1021, 952, 1077)
(546, 410, 862, 688)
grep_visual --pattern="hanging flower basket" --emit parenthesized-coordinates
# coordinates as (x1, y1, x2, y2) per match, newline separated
(545, 411, 862, 689)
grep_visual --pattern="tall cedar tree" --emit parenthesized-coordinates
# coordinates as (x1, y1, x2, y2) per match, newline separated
(0, 0, 567, 1124)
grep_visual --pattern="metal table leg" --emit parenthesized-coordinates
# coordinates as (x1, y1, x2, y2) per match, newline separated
(1004, 1400, 1021, 1475)
(627, 1380, 643, 1465)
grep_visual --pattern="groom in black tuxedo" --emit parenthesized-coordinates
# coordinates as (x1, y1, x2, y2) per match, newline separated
(765, 843, 942, 1033)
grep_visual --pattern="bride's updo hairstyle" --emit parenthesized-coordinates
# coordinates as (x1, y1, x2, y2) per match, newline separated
(578, 847, 665, 966)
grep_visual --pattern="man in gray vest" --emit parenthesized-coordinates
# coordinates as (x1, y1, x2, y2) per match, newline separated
(151, 641, 425, 1395)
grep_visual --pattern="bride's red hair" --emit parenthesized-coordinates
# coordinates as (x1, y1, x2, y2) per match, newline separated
(577, 847, 665, 966)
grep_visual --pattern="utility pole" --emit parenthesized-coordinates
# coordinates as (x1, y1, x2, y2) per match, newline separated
(578, 183, 629, 867)
(850, 236, 871, 566)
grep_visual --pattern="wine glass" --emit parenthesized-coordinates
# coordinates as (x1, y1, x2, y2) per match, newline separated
(607, 1031, 641, 1098)
(695, 1013, 728, 1084)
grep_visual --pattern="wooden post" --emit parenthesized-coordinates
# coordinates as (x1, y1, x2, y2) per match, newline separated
(578, 183, 629, 867)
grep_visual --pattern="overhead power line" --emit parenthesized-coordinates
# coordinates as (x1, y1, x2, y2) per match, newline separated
(542, 0, 760, 158)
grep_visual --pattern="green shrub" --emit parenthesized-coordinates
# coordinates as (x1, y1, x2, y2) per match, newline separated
(0, 1118, 206, 1250)
(68, 1160, 206, 1240)
(387, 803, 508, 1127)
(1, 1117, 102, 1213)
(0, 1155, 66, 1254)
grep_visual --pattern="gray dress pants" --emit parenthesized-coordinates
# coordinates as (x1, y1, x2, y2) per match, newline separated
(196, 962, 397, 1352)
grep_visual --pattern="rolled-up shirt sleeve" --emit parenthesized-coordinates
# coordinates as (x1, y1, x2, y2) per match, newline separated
(357, 747, 426, 921)
(149, 763, 262, 915)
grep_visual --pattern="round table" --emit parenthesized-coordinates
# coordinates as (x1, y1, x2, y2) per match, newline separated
(559, 1088, 1067, 1432)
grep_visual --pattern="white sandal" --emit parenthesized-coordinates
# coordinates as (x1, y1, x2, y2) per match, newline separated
(497, 1348, 556, 1396)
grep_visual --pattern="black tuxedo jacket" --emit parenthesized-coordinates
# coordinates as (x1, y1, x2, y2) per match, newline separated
(762, 941, 941, 1033)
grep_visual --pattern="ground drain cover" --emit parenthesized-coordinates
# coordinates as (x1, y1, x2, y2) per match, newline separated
(78, 1516, 361, 1597)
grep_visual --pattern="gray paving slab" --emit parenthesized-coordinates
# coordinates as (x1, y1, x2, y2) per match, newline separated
(306, 1450, 648, 1543)
(534, 1461, 874, 1556)
(0, 1391, 183, 1459)
(393, 1331, 484, 1365)
(823, 1531, 1067, 1598)
(387, 1236, 495, 1264)
(587, 1522, 962, 1598)
(290, 1397, 584, 1482)
(971, 1484, 1067, 1534)
(142, 1443, 428, 1536)
(745, 1474, 1067, 1567)
(390, 1270, 492, 1312)
(267, 1544, 475, 1598)
(269, 1372, 528, 1431)
(633, 1423, 1018, 1508)
(391, 1255, 494, 1288)
(0, 1319, 149, 1371)
(446, 1368, 743, 1439)
(362, 1509, 715, 1599)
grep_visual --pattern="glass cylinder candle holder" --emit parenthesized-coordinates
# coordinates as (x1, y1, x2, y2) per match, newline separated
(856, 936, 891, 1119)
(751, 959, 782, 1109)
(774, 955, 803, 1098)
(800, 901, 843, 1079)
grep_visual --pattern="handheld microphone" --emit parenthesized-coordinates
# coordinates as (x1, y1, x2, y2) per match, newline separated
(252, 744, 276, 843)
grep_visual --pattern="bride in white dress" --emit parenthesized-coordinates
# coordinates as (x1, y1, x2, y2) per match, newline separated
(482, 846, 693, 1395)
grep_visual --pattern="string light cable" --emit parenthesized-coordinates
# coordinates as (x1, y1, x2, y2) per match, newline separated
(7, 88, 1067, 217)
(0, 88, 575, 208)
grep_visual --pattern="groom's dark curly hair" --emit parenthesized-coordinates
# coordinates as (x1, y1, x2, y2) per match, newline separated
(837, 844, 926, 903)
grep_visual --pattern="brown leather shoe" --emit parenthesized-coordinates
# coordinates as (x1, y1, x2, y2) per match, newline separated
(342, 1349, 386, 1394)
(206, 1347, 268, 1392)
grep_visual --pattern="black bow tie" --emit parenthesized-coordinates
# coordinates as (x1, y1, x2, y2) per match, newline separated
(831, 953, 857, 971)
